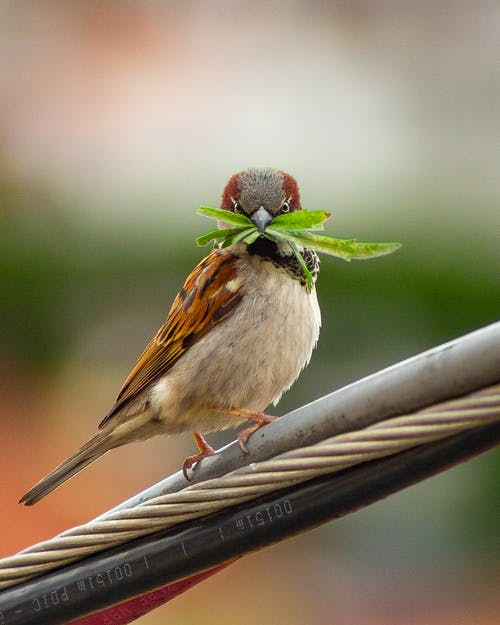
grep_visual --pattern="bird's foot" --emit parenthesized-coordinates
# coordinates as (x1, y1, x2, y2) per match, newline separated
(182, 432, 215, 480)
(237, 412, 277, 454)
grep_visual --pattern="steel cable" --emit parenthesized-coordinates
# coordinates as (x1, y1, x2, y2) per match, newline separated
(0, 383, 498, 589)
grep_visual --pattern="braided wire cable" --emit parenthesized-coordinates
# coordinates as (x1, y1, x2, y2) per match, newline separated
(0, 383, 498, 590)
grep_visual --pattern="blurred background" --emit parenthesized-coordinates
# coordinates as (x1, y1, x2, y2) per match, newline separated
(0, 1, 498, 624)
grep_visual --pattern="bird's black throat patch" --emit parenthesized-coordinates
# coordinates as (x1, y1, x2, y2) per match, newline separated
(247, 237, 320, 287)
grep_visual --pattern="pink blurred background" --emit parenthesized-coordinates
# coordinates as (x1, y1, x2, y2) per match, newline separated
(1, 2, 498, 624)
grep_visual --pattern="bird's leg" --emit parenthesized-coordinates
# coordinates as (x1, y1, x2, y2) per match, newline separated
(182, 432, 215, 480)
(225, 408, 278, 454)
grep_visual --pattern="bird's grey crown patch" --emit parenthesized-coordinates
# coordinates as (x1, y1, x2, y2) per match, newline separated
(239, 168, 284, 216)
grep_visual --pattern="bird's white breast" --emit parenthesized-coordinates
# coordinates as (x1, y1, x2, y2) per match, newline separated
(150, 248, 321, 433)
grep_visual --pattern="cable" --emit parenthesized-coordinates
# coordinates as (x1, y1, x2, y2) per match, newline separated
(0, 383, 498, 589)
(0, 322, 498, 625)
(102, 321, 500, 515)
(0, 422, 497, 625)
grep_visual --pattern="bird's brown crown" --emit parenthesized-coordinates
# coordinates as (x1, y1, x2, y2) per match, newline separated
(221, 168, 301, 218)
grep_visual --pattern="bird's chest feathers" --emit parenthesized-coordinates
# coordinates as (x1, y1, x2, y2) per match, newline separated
(150, 248, 321, 430)
(215, 250, 322, 406)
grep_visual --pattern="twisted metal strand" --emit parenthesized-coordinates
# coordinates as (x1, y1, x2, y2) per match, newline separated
(0, 384, 498, 589)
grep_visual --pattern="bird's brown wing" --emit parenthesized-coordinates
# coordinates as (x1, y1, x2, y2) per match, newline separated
(99, 248, 243, 427)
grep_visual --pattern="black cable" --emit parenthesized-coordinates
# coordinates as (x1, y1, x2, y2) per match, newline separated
(0, 422, 498, 625)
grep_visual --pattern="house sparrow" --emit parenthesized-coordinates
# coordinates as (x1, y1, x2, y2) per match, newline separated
(20, 168, 321, 505)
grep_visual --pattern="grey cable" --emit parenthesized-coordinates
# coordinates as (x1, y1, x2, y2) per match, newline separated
(0, 382, 498, 589)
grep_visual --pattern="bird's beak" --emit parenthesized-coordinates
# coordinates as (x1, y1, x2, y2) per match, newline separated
(250, 206, 273, 233)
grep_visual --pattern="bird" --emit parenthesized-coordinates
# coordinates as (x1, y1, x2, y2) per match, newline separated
(19, 168, 321, 505)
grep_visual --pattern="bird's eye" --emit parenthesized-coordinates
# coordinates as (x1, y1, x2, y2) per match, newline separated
(281, 201, 291, 213)
(233, 201, 242, 214)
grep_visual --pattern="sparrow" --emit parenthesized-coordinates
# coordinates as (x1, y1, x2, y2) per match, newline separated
(20, 168, 321, 505)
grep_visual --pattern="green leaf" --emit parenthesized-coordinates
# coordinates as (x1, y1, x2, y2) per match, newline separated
(265, 227, 306, 246)
(342, 240, 403, 260)
(271, 210, 331, 230)
(221, 227, 257, 247)
(196, 227, 245, 247)
(243, 229, 262, 245)
(198, 206, 252, 227)
(278, 230, 401, 261)
(196, 205, 401, 285)
(263, 230, 313, 291)
(285, 238, 314, 291)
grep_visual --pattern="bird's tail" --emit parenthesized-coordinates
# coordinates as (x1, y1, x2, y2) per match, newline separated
(19, 432, 116, 506)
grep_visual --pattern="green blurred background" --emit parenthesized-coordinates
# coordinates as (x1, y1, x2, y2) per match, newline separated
(0, 2, 498, 624)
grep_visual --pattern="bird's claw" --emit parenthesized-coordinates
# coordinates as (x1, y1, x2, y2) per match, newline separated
(237, 412, 277, 455)
(183, 433, 215, 480)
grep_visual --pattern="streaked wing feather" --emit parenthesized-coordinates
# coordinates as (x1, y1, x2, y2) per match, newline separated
(99, 249, 243, 427)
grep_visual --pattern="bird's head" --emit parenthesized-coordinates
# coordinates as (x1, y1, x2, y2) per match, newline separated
(220, 168, 301, 233)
